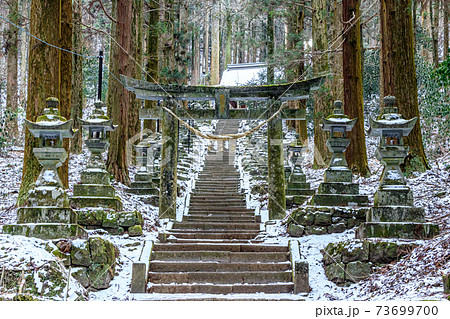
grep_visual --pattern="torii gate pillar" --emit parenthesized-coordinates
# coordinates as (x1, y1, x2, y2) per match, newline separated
(159, 98, 179, 220)
(267, 98, 286, 219)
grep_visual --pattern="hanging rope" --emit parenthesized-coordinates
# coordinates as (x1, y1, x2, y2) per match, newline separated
(160, 99, 287, 141)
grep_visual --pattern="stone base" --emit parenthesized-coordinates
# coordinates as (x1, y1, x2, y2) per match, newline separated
(80, 169, 111, 185)
(290, 174, 307, 183)
(131, 181, 154, 188)
(318, 182, 359, 195)
(2, 223, 87, 239)
(286, 195, 309, 208)
(286, 189, 315, 196)
(324, 168, 352, 183)
(374, 187, 413, 206)
(27, 186, 69, 207)
(73, 184, 116, 197)
(368, 206, 425, 223)
(356, 222, 440, 240)
(17, 207, 77, 224)
(311, 194, 369, 207)
(126, 188, 159, 195)
(288, 206, 368, 236)
(70, 196, 123, 211)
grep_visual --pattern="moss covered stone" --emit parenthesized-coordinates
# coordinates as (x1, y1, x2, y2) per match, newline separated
(346, 261, 372, 283)
(77, 209, 105, 226)
(128, 225, 143, 237)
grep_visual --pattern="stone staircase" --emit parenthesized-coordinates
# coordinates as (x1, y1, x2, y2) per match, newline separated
(147, 121, 298, 295)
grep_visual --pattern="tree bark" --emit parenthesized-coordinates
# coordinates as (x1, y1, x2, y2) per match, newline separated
(18, 0, 72, 206)
(312, 0, 332, 168)
(5, 0, 19, 140)
(380, 0, 429, 171)
(286, 5, 307, 144)
(267, 8, 274, 84)
(70, 0, 84, 154)
(106, 0, 134, 185)
(444, 0, 449, 58)
(204, 5, 210, 77)
(342, 0, 370, 176)
(431, 0, 440, 67)
(210, 0, 220, 84)
(144, 0, 159, 132)
(225, 10, 232, 68)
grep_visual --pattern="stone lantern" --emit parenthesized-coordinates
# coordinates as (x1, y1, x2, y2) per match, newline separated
(285, 135, 314, 206)
(357, 96, 439, 239)
(3, 97, 86, 239)
(127, 133, 160, 195)
(70, 101, 122, 211)
(311, 100, 368, 207)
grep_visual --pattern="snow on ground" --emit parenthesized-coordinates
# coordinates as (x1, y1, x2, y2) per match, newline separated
(0, 118, 449, 300)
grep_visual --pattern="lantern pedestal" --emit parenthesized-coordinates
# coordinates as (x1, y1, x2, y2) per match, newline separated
(356, 96, 439, 240)
(127, 135, 160, 196)
(70, 102, 122, 211)
(310, 103, 368, 207)
(287, 101, 369, 237)
(3, 97, 86, 239)
(285, 142, 314, 207)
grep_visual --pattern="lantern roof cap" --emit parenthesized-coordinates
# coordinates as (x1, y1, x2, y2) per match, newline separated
(25, 97, 76, 138)
(78, 100, 117, 131)
(321, 100, 357, 131)
(369, 96, 418, 136)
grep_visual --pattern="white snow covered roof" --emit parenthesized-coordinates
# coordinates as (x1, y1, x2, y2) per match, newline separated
(220, 63, 283, 86)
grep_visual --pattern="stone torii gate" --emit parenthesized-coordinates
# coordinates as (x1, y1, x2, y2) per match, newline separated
(121, 75, 322, 220)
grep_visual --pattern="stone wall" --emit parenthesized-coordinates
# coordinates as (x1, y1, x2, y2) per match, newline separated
(322, 239, 417, 286)
(77, 210, 143, 236)
(287, 206, 369, 236)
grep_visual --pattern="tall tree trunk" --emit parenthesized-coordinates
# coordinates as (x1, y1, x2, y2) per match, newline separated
(19, 0, 29, 112)
(204, 5, 210, 77)
(128, 0, 143, 139)
(380, 0, 429, 171)
(342, 0, 369, 176)
(144, 0, 159, 132)
(267, 8, 274, 84)
(286, 5, 307, 144)
(175, 1, 190, 85)
(431, 0, 440, 67)
(312, 0, 332, 168)
(71, 0, 83, 154)
(5, 0, 19, 140)
(106, 0, 134, 185)
(444, 0, 449, 58)
(225, 10, 232, 68)
(18, 0, 72, 206)
(192, 28, 201, 84)
(210, 0, 220, 84)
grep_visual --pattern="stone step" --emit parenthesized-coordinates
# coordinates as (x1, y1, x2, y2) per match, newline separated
(149, 271, 292, 285)
(152, 251, 290, 263)
(187, 210, 255, 216)
(189, 200, 246, 206)
(190, 195, 245, 200)
(153, 243, 288, 252)
(167, 231, 259, 240)
(170, 238, 264, 244)
(187, 215, 255, 222)
(188, 207, 254, 213)
(148, 283, 294, 294)
(149, 261, 291, 272)
(172, 222, 260, 231)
